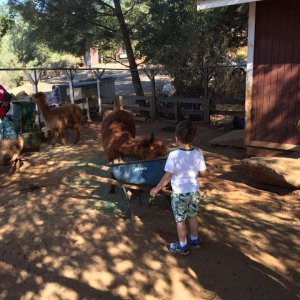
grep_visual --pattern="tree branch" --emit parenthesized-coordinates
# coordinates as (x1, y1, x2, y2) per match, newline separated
(104, 55, 130, 68)
(123, 2, 136, 16)
(34, 0, 116, 33)
(128, 12, 151, 31)
(96, 0, 115, 12)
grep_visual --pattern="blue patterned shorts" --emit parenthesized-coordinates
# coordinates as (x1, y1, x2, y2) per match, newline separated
(171, 191, 200, 223)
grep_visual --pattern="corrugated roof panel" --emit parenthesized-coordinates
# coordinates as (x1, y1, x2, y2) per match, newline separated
(197, 0, 263, 10)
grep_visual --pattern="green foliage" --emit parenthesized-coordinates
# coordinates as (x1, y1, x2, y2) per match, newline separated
(138, 1, 248, 66)
(8, 0, 117, 56)
(0, 20, 80, 87)
(0, 4, 14, 40)
(5, 0, 147, 95)
(231, 48, 247, 62)
(0, 34, 24, 88)
(4, 0, 248, 97)
(7, 0, 148, 60)
(8, 19, 49, 66)
(46, 53, 79, 68)
(136, 0, 248, 96)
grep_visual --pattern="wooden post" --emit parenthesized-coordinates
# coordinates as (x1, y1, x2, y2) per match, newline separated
(204, 66, 210, 125)
(94, 68, 105, 116)
(175, 100, 179, 122)
(245, 2, 256, 147)
(65, 69, 76, 104)
(151, 69, 157, 121)
(119, 95, 124, 110)
(113, 96, 119, 111)
(85, 97, 91, 122)
(202, 98, 210, 124)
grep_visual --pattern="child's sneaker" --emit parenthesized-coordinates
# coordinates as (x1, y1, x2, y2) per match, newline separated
(167, 242, 190, 255)
(188, 235, 201, 249)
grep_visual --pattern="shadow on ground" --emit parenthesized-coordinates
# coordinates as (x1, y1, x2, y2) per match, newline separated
(0, 120, 299, 299)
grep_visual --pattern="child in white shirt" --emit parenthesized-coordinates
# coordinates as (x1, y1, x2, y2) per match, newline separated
(150, 120, 208, 255)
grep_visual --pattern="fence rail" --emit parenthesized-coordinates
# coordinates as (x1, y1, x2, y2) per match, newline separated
(103, 95, 210, 123)
(1, 66, 246, 124)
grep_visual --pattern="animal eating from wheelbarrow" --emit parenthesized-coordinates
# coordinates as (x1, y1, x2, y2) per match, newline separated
(101, 110, 168, 193)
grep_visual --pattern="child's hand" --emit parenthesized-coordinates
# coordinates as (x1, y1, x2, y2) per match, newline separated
(199, 166, 217, 177)
(150, 187, 159, 197)
(207, 167, 215, 175)
(208, 165, 221, 175)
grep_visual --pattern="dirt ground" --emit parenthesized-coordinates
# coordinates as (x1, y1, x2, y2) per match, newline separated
(0, 117, 299, 300)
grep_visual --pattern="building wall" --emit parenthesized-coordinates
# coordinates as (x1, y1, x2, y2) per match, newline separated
(251, 0, 300, 147)
(90, 47, 99, 67)
(83, 48, 99, 68)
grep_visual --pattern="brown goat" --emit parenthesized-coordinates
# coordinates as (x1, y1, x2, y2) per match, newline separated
(31, 92, 82, 147)
(101, 110, 168, 192)
(101, 110, 135, 159)
(0, 135, 24, 174)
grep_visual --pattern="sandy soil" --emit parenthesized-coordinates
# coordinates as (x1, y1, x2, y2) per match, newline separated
(0, 118, 299, 300)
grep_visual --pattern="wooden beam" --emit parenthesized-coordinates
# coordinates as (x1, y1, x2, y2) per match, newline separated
(121, 95, 152, 101)
(210, 110, 245, 116)
(123, 105, 152, 112)
(211, 99, 244, 105)
(180, 108, 205, 115)
(156, 107, 175, 114)
(119, 95, 124, 110)
(245, 2, 256, 146)
(246, 140, 300, 152)
(157, 97, 209, 104)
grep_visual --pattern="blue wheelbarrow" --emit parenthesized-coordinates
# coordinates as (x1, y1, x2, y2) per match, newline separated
(110, 158, 167, 186)
(110, 158, 171, 217)
(79, 158, 171, 217)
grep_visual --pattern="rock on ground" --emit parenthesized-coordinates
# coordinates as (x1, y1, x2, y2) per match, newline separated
(242, 157, 300, 189)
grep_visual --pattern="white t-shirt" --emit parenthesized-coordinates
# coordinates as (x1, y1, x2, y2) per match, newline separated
(164, 148, 206, 194)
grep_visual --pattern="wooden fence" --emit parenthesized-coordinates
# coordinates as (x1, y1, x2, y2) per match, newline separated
(1, 67, 245, 124)
(102, 95, 244, 124)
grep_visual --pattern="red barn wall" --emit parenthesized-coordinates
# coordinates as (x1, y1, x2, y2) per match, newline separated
(251, 0, 300, 147)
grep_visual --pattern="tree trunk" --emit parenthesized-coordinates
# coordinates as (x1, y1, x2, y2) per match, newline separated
(113, 0, 145, 101)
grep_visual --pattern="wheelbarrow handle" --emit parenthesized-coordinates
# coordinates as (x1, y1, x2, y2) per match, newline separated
(148, 197, 155, 207)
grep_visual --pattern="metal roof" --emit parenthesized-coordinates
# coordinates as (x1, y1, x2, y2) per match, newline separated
(197, 0, 263, 10)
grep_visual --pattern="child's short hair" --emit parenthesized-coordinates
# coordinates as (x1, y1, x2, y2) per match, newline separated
(175, 120, 197, 144)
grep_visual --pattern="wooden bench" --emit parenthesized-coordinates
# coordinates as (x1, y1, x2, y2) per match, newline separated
(209, 98, 245, 118)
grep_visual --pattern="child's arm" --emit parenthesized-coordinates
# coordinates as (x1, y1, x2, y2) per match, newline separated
(150, 172, 173, 197)
(199, 166, 216, 177)
(199, 170, 208, 177)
